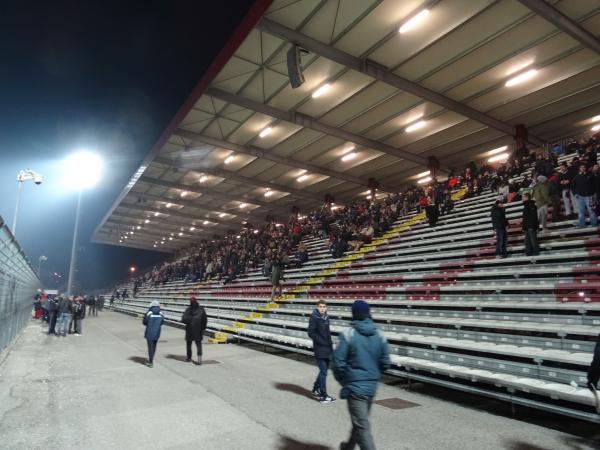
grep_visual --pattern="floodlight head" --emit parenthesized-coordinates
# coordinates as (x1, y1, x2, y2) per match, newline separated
(64, 151, 102, 189)
(17, 169, 43, 185)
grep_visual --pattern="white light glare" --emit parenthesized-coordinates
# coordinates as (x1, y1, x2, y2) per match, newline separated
(144, 219, 149, 224)
(505, 69, 538, 87)
(488, 153, 509, 163)
(259, 127, 273, 138)
(312, 83, 331, 98)
(415, 170, 430, 178)
(224, 155, 235, 164)
(399, 9, 430, 34)
(190, 227, 195, 231)
(417, 176, 432, 184)
(166, 203, 172, 208)
(219, 213, 226, 218)
(592, 115, 600, 122)
(239, 203, 247, 209)
(592, 124, 600, 132)
(154, 212, 159, 217)
(180, 191, 187, 197)
(64, 151, 103, 189)
(203, 220, 210, 225)
(264, 189, 273, 197)
(199, 175, 208, 183)
(297, 175, 309, 182)
(178, 232, 183, 236)
(169, 237, 173, 241)
(341, 152, 357, 162)
(406, 120, 427, 133)
(487, 145, 508, 156)
(136, 226, 141, 230)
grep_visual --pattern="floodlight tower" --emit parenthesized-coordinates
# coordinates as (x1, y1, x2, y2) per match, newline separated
(12, 168, 43, 237)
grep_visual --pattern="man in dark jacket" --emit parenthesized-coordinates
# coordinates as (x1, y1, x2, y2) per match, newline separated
(333, 300, 391, 450)
(307, 300, 334, 403)
(587, 335, 600, 413)
(181, 296, 207, 365)
(72, 296, 85, 336)
(522, 193, 540, 256)
(47, 295, 59, 335)
(56, 295, 73, 337)
(143, 300, 165, 368)
(490, 200, 508, 258)
(571, 164, 598, 229)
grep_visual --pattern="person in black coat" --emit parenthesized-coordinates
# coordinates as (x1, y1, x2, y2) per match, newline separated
(307, 300, 335, 402)
(490, 200, 508, 258)
(72, 296, 86, 335)
(587, 335, 600, 413)
(522, 193, 540, 256)
(181, 296, 207, 365)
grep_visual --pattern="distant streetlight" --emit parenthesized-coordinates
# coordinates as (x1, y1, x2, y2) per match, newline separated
(130, 266, 136, 273)
(12, 169, 43, 237)
(65, 151, 102, 296)
(37, 255, 48, 278)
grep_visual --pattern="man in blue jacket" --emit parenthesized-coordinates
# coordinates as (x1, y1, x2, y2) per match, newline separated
(143, 300, 165, 368)
(307, 300, 334, 403)
(333, 300, 390, 450)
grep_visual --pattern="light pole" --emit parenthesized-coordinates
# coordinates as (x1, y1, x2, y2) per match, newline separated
(65, 151, 102, 297)
(37, 255, 48, 278)
(12, 169, 43, 237)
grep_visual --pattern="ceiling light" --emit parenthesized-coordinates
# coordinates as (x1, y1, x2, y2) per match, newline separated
(124, 236, 128, 239)
(505, 69, 538, 87)
(418, 176, 432, 184)
(253, 229, 259, 234)
(405, 120, 427, 133)
(592, 115, 600, 122)
(203, 220, 209, 225)
(488, 153, 509, 163)
(297, 175, 309, 182)
(218, 213, 226, 218)
(190, 226, 195, 231)
(399, 9, 430, 33)
(169, 237, 173, 241)
(592, 124, 600, 132)
(136, 225, 141, 229)
(178, 232, 183, 236)
(239, 203, 247, 209)
(130, 231, 134, 235)
(312, 83, 331, 98)
(224, 155, 235, 164)
(144, 219, 149, 224)
(154, 212, 159, 217)
(487, 145, 508, 156)
(341, 152, 357, 162)
(415, 170, 430, 178)
(166, 203, 172, 208)
(259, 126, 272, 138)
(153, 244, 157, 248)
(199, 175, 208, 183)
(180, 191, 187, 197)
(264, 189, 273, 197)
(366, 195, 372, 200)
(119, 240, 123, 243)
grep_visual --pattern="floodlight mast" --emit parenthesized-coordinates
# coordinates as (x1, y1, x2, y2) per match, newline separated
(12, 168, 43, 237)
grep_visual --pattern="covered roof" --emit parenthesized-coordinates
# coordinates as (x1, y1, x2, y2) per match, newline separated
(93, 0, 600, 252)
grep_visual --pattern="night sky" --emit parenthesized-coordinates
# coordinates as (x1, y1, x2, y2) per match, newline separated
(0, 0, 256, 292)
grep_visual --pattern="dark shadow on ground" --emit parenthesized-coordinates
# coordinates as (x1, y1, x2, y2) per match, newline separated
(561, 435, 600, 450)
(128, 356, 147, 365)
(278, 435, 331, 450)
(503, 441, 552, 450)
(165, 354, 189, 363)
(273, 382, 314, 400)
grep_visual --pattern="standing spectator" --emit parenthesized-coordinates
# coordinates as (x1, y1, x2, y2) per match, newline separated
(88, 295, 97, 317)
(307, 300, 334, 403)
(558, 163, 576, 219)
(47, 295, 59, 335)
(548, 172, 562, 222)
(587, 335, 600, 413)
(571, 164, 598, 229)
(270, 256, 285, 300)
(56, 295, 73, 337)
(181, 296, 207, 365)
(522, 193, 540, 256)
(333, 300, 391, 450)
(533, 175, 551, 232)
(490, 200, 508, 258)
(72, 297, 85, 336)
(143, 300, 164, 368)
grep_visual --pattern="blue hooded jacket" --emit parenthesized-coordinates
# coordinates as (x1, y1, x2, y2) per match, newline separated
(332, 318, 391, 399)
(143, 306, 165, 341)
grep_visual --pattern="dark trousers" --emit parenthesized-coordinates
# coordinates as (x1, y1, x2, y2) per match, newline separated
(342, 394, 375, 450)
(147, 339, 158, 363)
(313, 358, 329, 395)
(48, 311, 57, 334)
(74, 318, 82, 334)
(186, 339, 203, 359)
(494, 227, 507, 256)
(524, 228, 539, 256)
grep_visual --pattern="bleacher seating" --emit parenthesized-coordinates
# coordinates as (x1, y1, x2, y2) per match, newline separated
(103, 152, 600, 422)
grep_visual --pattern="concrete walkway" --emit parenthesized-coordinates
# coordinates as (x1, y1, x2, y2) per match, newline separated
(1, 312, 598, 450)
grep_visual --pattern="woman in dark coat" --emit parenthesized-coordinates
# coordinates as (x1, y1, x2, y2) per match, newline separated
(181, 296, 207, 365)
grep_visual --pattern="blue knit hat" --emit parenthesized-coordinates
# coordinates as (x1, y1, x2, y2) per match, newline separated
(352, 300, 370, 320)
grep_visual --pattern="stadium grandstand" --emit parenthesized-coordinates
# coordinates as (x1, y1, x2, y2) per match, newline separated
(3, 1, 600, 449)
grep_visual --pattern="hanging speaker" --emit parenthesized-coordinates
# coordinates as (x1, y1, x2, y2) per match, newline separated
(287, 45, 305, 89)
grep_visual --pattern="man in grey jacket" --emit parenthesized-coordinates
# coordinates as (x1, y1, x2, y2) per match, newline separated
(333, 300, 391, 450)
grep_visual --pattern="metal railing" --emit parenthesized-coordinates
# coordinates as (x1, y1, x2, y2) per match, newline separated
(0, 215, 41, 355)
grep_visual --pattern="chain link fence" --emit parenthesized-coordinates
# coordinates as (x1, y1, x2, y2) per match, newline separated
(0, 215, 41, 355)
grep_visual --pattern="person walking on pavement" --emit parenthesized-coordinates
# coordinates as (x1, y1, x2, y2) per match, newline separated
(307, 300, 335, 403)
(333, 300, 391, 450)
(143, 300, 165, 368)
(181, 296, 207, 365)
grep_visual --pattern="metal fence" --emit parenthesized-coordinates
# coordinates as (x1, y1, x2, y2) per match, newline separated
(0, 215, 40, 355)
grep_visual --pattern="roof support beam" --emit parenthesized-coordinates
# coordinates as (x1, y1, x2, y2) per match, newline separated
(173, 129, 396, 191)
(257, 18, 546, 147)
(207, 86, 434, 168)
(154, 156, 327, 203)
(518, 0, 600, 55)
(125, 191, 264, 223)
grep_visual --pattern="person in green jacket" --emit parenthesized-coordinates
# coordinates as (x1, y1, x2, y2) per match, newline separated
(533, 175, 551, 232)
